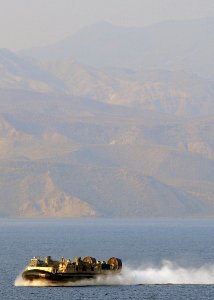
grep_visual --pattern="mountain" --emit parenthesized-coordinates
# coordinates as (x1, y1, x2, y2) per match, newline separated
(2, 49, 214, 117)
(0, 88, 214, 218)
(43, 60, 214, 117)
(20, 18, 214, 79)
(0, 48, 64, 93)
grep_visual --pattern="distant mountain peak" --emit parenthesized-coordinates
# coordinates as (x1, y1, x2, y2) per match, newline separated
(18, 18, 214, 80)
(89, 20, 115, 28)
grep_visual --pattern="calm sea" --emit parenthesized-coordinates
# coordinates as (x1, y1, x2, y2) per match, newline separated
(1, 218, 214, 299)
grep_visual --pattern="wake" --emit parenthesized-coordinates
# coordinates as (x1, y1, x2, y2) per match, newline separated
(15, 260, 214, 286)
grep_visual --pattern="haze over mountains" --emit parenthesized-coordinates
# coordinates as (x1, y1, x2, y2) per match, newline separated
(21, 18, 214, 79)
(0, 18, 214, 218)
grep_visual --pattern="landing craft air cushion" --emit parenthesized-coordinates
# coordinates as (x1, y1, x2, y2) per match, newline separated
(22, 256, 122, 282)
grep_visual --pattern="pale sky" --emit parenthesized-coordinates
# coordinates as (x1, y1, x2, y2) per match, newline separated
(0, 0, 214, 51)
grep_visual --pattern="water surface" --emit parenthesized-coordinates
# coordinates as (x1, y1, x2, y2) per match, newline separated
(1, 218, 214, 299)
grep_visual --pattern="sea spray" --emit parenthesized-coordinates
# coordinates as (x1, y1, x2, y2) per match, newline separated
(121, 261, 214, 284)
(15, 260, 214, 286)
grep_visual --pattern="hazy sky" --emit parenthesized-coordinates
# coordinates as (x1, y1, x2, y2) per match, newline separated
(0, 0, 214, 51)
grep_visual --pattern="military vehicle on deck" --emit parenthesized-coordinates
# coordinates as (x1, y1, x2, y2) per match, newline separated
(22, 255, 122, 282)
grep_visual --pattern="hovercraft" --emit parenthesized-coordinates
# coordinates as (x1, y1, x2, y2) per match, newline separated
(22, 255, 122, 282)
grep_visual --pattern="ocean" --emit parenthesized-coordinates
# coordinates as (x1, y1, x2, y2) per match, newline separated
(1, 218, 214, 299)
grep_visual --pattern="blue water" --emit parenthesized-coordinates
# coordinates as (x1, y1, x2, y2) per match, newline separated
(1, 218, 214, 299)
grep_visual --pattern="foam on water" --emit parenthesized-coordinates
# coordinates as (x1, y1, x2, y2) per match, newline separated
(14, 260, 214, 286)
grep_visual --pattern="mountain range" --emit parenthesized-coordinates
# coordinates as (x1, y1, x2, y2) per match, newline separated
(0, 18, 214, 218)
